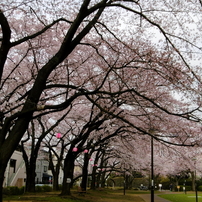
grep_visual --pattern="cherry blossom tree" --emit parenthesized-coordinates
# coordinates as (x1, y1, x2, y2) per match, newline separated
(161, 145, 202, 191)
(45, 135, 67, 191)
(1, 1, 202, 201)
(21, 110, 70, 192)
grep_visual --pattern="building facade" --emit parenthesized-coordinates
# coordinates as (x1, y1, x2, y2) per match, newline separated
(4, 150, 26, 187)
(3, 149, 65, 187)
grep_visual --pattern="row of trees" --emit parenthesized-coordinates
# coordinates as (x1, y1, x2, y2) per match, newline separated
(20, 101, 145, 194)
(1, 0, 202, 201)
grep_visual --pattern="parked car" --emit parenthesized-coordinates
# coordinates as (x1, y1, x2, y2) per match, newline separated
(139, 185, 148, 190)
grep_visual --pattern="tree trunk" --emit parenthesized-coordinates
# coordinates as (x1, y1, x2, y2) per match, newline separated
(81, 153, 89, 191)
(60, 152, 75, 195)
(90, 151, 100, 190)
(21, 140, 37, 193)
(48, 151, 61, 191)
(90, 166, 97, 190)
(125, 175, 133, 190)
(101, 171, 106, 188)
(0, 177, 3, 202)
(96, 171, 101, 188)
(191, 171, 195, 191)
(0, 116, 32, 201)
(0, 159, 8, 202)
(25, 163, 36, 192)
(52, 173, 58, 191)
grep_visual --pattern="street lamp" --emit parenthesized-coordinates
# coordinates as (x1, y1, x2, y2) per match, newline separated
(151, 135, 154, 202)
(195, 169, 198, 202)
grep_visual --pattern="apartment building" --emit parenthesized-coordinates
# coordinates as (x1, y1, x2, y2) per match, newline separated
(3, 149, 26, 187)
(3, 149, 84, 188)
(3, 149, 64, 187)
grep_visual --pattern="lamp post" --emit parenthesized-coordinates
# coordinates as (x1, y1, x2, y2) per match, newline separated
(195, 169, 198, 202)
(193, 158, 198, 202)
(151, 135, 154, 202)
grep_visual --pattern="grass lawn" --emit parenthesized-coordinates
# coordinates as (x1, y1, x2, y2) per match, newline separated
(159, 192, 202, 202)
(8, 188, 202, 202)
(3, 189, 146, 202)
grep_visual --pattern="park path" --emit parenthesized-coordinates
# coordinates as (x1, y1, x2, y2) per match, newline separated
(139, 194, 171, 202)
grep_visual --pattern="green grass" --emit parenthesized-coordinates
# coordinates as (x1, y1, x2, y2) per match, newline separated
(3, 189, 145, 202)
(3, 196, 89, 202)
(6, 189, 202, 202)
(159, 192, 202, 202)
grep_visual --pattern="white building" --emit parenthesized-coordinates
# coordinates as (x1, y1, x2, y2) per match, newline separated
(4, 150, 26, 187)
(3, 149, 64, 187)
(35, 150, 53, 184)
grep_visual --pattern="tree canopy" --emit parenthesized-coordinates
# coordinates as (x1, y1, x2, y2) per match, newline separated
(1, 0, 202, 200)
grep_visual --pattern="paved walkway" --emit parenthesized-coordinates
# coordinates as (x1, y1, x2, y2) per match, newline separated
(139, 194, 171, 202)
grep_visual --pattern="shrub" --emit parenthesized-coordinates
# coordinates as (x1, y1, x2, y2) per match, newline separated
(10, 186, 19, 195)
(42, 185, 52, 192)
(2, 187, 11, 195)
(35, 185, 43, 192)
(58, 184, 62, 190)
(3, 186, 24, 195)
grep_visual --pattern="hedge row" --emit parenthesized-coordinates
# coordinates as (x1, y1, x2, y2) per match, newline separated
(3, 186, 24, 195)
(3, 185, 53, 195)
(198, 185, 202, 191)
(35, 185, 52, 192)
